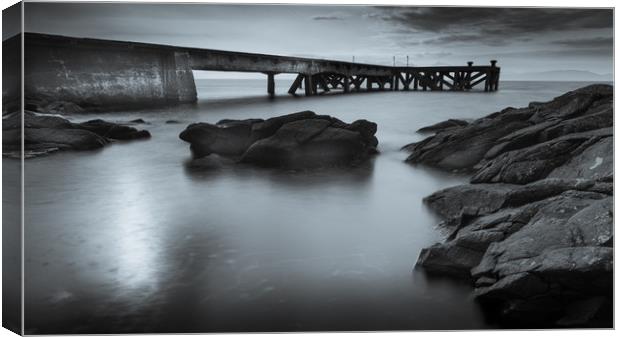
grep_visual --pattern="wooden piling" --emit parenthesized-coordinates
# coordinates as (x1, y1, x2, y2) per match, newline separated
(304, 75, 313, 96)
(267, 72, 275, 97)
(288, 74, 304, 95)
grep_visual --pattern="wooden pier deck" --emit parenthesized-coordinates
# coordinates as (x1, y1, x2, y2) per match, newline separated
(17, 33, 501, 110)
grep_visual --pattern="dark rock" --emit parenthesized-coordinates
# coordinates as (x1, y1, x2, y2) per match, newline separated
(417, 119, 469, 133)
(241, 120, 369, 169)
(471, 128, 612, 184)
(22, 128, 108, 151)
(165, 120, 181, 124)
(3, 111, 73, 130)
(404, 84, 612, 175)
(41, 101, 84, 114)
(78, 119, 151, 140)
(424, 183, 516, 220)
(179, 119, 261, 157)
(412, 84, 614, 327)
(128, 118, 148, 124)
(180, 111, 378, 169)
(2, 113, 150, 158)
(547, 136, 612, 181)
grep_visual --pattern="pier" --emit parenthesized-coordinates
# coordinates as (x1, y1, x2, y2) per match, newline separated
(15, 33, 500, 110)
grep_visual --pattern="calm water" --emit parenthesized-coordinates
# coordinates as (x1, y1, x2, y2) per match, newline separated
(17, 80, 600, 333)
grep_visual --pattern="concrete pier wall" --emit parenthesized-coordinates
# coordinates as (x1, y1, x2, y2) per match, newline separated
(23, 33, 197, 110)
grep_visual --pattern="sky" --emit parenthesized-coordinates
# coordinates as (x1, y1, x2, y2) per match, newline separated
(20, 3, 614, 80)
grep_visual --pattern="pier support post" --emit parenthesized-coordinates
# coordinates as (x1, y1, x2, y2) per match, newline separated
(267, 72, 275, 98)
(304, 74, 314, 96)
(288, 74, 304, 95)
(343, 76, 350, 93)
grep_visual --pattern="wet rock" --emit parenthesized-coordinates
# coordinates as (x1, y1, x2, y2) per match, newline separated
(417, 118, 469, 133)
(128, 118, 148, 124)
(404, 84, 613, 175)
(547, 136, 613, 181)
(78, 119, 151, 140)
(179, 119, 262, 157)
(180, 111, 378, 169)
(2, 112, 151, 158)
(471, 128, 612, 184)
(413, 84, 614, 327)
(41, 101, 84, 114)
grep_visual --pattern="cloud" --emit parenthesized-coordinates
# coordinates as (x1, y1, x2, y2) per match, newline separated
(552, 37, 613, 48)
(422, 34, 509, 46)
(374, 7, 612, 37)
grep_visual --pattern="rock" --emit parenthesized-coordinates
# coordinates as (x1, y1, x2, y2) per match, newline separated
(78, 119, 151, 140)
(241, 120, 369, 169)
(179, 119, 262, 157)
(471, 128, 612, 184)
(424, 183, 516, 220)
(22, 128, 108, 151)
(3, 111, 73, 130)
(547, 137, 612, 181)
(41, 101, 84, 114)
(404, 84, 613, 175)
(2, 113, 151, 157)
(404, 107, 533, 172)
(165, 120, 181, 124)
(412, 85, 614, 327)
(180, 111, 378, 169)
(417, 119, 469, 133)
(128, 118, 148, 124)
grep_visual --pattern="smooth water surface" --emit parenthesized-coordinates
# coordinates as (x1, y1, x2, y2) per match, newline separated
(20, 80, 599, 333)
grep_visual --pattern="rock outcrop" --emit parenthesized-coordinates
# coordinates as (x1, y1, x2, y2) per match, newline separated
(410, 84, 613, 327)
(179, 111, 378, 169)
(2, 111, 151, 158)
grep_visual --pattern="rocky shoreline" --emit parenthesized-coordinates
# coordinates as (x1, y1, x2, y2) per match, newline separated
(406, 84, 613, 327)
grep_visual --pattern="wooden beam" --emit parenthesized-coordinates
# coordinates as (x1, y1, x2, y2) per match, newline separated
(267, 72, 275, 97)
(470, 75, 488, 88)
(288, 74, 304, 95)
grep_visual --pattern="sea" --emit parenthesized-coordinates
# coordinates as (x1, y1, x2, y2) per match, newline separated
(11, 79, 604, 333)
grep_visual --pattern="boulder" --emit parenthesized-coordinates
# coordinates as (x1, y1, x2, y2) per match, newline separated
(2, 112, 151, 158)
(180, 111, 379, 169)
(78, 119, 151, 140)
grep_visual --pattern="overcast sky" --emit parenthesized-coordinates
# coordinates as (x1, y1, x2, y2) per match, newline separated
(22, 3, 613, 79)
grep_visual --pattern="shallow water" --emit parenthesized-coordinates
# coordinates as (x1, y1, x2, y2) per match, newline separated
(18, 80, 600, 333)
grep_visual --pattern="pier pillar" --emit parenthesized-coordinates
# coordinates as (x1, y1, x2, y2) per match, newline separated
(267, 72, 275, 98)
(343, 76, 350, 93)
(366, 76, 373, 91)
(304, 74, 314, 96)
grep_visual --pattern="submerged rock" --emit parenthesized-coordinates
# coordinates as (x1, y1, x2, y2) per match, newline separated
(411, 84, 614, 327)
(179, 111, 378, 169)
(2, 111, 151, 158)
